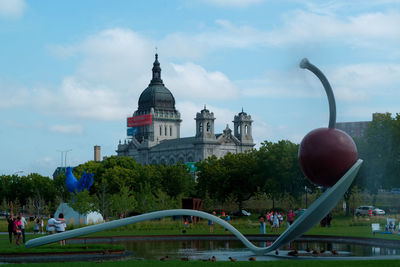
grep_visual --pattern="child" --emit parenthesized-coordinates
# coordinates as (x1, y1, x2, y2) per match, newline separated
(33, 217, 40, 234)
(40, 217, 44, 234)
(208, 211, 216, 233)
(271, 212, 279, 233)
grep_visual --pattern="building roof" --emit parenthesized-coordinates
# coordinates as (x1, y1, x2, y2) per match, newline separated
(152, 137, 196, 151)
(138, 54, 176, 112)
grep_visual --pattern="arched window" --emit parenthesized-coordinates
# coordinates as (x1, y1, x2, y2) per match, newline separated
(160, 126, 162, 136)
(206, 122, 210, 132)
(199, 122, 203, 133)
(170, 126, 172, 136)
(245, 125, 248, 134)
(165, 126, 167, 136)
(237, 125, 241, 134)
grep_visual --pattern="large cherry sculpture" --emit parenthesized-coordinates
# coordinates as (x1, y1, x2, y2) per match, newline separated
(298, 58, 358, 187)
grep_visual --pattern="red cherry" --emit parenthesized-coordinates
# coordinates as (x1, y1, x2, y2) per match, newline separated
(298, 128, 358, 187)
(299, 58, 358, 187)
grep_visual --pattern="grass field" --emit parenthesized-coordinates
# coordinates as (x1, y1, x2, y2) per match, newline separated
(2, 259, 400, 267)
(1, 214, 400, 265)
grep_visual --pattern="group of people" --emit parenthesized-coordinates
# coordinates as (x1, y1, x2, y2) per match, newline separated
(7, 212, 28, 246)
(33, 217, 45, 234)
(6, 212, 67, 246)
(258, 209, 295, 234)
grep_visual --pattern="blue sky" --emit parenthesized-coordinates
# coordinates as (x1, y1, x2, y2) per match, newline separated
(1, 0, 399, 177)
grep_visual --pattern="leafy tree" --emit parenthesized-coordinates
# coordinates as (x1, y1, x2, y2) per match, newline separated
(110, 186, 137, 217)
(256, 140, 311, 207)
(160, 163, 195, 199)
(154, 189, 180, 210)
(196, 152, 259, 209)
(68, 190, 96, 215)
(201, 190, 215, 212)
(0, 198, 9, 213)
(135, 182, 156, 213)
(356, 113, 400, 192)
(95, 177, 112, 219)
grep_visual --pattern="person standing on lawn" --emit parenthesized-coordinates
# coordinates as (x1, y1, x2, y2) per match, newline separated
(33, 217, 40, 234)
(208, 211, 216, 233)
(271, 211, 279, 233)
(287, 209, 294, 227)
(258, 213, 266, 234)
(18, 212, 28, 243)
(40, 217, 44, 234)
(7, 215, 16, 245)
(14, 216, 22, 246)
(46, 214, 57, 234)
(55, 213, 67, 246)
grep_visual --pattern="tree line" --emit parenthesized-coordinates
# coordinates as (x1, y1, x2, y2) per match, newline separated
(2, 113, 399, 218)
(1, 140, 315, 218)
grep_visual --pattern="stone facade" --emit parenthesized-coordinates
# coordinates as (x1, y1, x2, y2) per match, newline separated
(116, 54, 255, 164)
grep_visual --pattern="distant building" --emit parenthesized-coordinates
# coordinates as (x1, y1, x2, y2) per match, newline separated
(52, 167, 67, 179)
(336, 113, 384, 138)
(116, 54, 255, 165)
(336, 121, 370, 139)
(94, 145, 101, 162)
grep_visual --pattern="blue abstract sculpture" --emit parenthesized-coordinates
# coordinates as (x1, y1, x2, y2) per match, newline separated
(65, 167, 94, 194)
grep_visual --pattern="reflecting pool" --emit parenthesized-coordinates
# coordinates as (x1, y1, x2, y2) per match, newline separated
(113, 239, 400, 261)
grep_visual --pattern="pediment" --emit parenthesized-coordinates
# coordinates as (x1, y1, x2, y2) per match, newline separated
(216, 132, 240, 145)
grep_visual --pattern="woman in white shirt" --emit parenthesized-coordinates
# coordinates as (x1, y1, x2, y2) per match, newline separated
(55, 213, 67, 246)
(46, 214, 56, 234)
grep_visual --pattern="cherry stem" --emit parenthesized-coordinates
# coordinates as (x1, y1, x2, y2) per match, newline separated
(300, 58, 336, 129)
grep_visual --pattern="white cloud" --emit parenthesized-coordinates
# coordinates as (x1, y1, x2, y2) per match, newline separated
(159, 11, 400, 58)
(0, 0, 26, 18)
(239, 62, 400, 102)
(50, 28, 153, 91)
(167, 62, 239, 100)
(31, 28, 238, 121)
(330, 63, 400, 94)
(239, 68, 324, 99)
(49, 124, 83, 134)
(0, 82, 30, 108)
(268, 10, 400, 46)
(33, 76, 132, 121)
(201, 0, 263, 8)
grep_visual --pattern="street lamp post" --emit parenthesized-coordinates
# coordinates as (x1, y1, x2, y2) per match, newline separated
(57, 149, 72, 167)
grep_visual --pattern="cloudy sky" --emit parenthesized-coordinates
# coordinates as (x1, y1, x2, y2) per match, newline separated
(1, 0, 399, 177)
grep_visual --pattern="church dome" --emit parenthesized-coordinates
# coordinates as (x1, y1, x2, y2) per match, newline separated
(138, 54, 176, 112)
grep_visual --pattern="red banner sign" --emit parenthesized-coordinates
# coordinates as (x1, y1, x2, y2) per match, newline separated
(127, 114, 152, 127)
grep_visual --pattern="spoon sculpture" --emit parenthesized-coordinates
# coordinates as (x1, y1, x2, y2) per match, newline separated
(26, 59, 362, 255)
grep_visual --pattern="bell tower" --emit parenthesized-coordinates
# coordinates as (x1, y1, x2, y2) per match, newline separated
(195, 106, 216, 141)
(233, 109, 253, 144)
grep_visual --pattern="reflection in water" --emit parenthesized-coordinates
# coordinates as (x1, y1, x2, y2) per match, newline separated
(115, 239, 400, 261)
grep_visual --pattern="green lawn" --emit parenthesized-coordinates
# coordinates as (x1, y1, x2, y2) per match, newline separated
(3, 260, 400, 267)
(0, 214, 399, 259)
